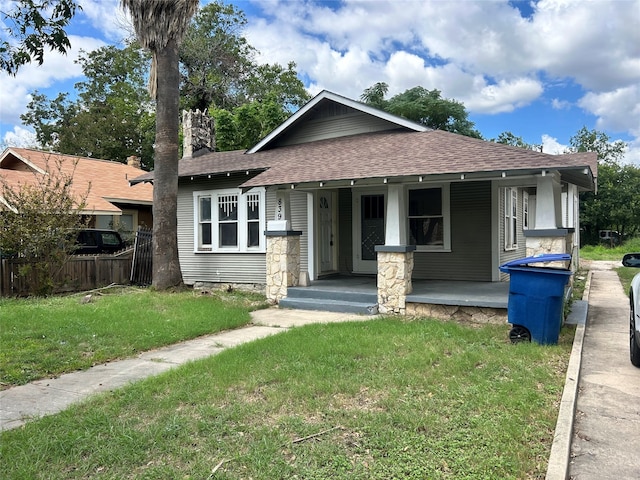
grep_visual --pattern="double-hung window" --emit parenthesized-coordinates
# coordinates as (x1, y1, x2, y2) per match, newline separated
(195, 188, 265, 252)
(408, 185, 450, 251)
(504, 187, 518, 250)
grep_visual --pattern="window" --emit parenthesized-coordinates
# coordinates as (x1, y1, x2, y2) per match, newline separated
(218, 194, 238, 247)
(504, 187, 518, 250)
(408, 186, 450, 250)
(247, 193, 260, 247)
(195, 188, 265, 252)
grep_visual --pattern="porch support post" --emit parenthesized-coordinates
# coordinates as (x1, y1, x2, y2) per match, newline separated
(376, 184, 414, 315)
(375, 245, 415, 315)
(385, 184, 407, 245)
(534, 172, 562, 229)
(265, 189, 302, 304)
(526, 172, 576, 270)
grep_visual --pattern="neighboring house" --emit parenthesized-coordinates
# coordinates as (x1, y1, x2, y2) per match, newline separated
(133, 90, 597, 316)
(1, 148, 153, 239)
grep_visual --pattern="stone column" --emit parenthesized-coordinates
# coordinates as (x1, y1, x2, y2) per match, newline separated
(265, 231, 302, 303)
(375, 245, 415, 315)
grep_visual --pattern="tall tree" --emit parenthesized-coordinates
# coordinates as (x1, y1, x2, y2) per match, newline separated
(21, 43, 155, 168)
(361, 83, 482, 138)
(569, 127, 637, 243)
(0, 0, 79, 74)
(121, 0, 198, 290)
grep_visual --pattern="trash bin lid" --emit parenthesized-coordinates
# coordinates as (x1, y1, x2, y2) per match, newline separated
(499, 253, 571, 273)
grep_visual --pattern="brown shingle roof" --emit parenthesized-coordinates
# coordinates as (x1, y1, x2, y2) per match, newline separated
(1, 148, 153, 214)
(131, 129, 597, 191)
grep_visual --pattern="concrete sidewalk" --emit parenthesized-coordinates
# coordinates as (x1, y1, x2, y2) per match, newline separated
(567, 263, 640, 479)
(0, 309, 366, 431)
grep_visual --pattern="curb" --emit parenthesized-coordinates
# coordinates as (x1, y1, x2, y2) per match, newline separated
(545, 269, 592, 480)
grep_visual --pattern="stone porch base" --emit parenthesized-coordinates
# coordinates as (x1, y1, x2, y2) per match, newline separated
(405, 302, 508, 324)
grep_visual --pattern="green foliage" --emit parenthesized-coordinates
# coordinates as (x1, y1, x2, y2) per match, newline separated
(570, 127, 638, 244)
(491, 131, 541, 151)
(20, 43, 155, 169)
(0, 0, 80, 75)
(0, 156, 88, 295)
(361, 83, 482, 138)
(569, 126, 626, 165)
(617, 266, 638, 298)
(179, 1, 255, 111)
(212, 94, 294, 150)
(581, 237, 640, 260)
(18, 1, 308, 159)
(0, 288, 266, 386)
(0, 318, 572, 478)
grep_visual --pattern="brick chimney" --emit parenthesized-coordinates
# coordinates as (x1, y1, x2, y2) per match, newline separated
(182, 109, 215, 158)
(127, 155, 141, 169)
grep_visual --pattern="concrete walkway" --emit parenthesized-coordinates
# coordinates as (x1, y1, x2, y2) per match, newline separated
(0, 309, 366, 431)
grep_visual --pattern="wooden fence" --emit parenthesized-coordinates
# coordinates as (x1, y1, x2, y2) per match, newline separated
(0, 228, 154, 296)
(0, 252, 133, 297)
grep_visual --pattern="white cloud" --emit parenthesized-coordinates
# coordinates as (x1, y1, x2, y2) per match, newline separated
(0, 35, 106, 127)
(529, 0, 640, 91)
(551, 98, 571, 110)
(463, 78, 543, 114)
(78, 0, 133, 43)
(622, 137, 640, 166)
(541, 134, 567, 155)
(578, 85, 640, 137)
(3, 126, 38, 148)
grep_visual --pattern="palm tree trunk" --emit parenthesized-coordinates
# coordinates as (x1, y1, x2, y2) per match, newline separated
(152, 37, 182, 289)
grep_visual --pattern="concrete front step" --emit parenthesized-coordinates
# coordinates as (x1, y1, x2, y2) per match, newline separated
(279, 296, 378, 315)
(285, 286, 377, 304)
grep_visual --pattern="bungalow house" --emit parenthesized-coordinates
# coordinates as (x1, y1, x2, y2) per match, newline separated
(133, 91, 597, 319)
(1, 148, 153, 239)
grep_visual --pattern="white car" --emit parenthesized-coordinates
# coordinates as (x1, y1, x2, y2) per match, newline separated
(622, 253, 640, 367)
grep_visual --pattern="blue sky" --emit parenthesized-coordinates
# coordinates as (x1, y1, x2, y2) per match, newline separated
(1, 0, 639, 164)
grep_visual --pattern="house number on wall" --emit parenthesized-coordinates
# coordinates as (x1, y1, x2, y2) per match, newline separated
(276, 197, 283, 220)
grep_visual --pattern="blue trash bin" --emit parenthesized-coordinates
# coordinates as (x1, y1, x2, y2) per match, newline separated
(499, 254, 572, 345)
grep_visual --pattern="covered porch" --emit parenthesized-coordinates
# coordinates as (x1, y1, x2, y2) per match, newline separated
(279, 275, 509, 324)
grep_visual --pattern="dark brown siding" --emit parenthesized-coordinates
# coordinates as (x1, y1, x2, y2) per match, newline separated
(413, 181, 492, 281)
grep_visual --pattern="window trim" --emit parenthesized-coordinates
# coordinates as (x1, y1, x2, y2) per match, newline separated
(407, 184, 451, 252)
(504, 187, 518, 250)
(523, 191, 529, 230)
(193, 187, 265, 253)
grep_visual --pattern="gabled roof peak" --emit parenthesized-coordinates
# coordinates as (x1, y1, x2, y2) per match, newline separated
(247, 89, 428, 154)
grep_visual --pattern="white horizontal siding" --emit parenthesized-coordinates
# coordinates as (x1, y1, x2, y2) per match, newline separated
(178, 176, 266, 285)
(265, 188, 308, 274)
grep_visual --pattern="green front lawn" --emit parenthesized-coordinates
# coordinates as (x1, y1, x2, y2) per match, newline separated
(1, 315, 574, 479)
(0, 287, 267, 387)
(581, 237, 640, 261)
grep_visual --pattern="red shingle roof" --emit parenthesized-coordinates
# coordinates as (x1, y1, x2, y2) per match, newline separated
(1, 148, 153, 214)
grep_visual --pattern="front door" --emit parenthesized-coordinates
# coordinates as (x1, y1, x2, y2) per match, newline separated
(318, 191, 336, 273)
(353, 191, 385, 273)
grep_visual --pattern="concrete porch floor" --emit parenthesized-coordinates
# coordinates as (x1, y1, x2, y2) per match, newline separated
(306, 275, 509, 309)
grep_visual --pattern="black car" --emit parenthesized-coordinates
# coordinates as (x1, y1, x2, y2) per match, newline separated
(74, 229, 127, 255)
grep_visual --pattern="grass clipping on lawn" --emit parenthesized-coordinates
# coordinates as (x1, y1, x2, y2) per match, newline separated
(1, 318, 573, 479)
